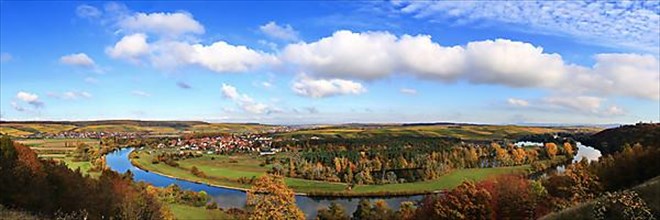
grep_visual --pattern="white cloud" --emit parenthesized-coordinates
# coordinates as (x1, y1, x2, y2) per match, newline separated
(284, 30, 659, 101)
(76, 4, 102, 18)
(118, 12, 204, 38)
(106, 33, 150, 61)
(588, 54, 660, 100)
(509, 95, 625, 117)
(131, 90, 151, 97)
(162, 41, 278, 73)
(221, 83, 272, 114)
(507, 98, 529, 107)
(400, 88, 417, 95)
(465, 39, 565, 87)
(398, 35, 465, 80)
(260, 21, 299, 41)
(394, 1, 660, 52)
(1, 52, 12, 62)
(283, 30, 399, 80)
(60, 53, 96, 68)
(16, 91, 43, 108)
(292, 76, 366, 98)
(16, 91, 39, 103)
(48, 91, 92, 100)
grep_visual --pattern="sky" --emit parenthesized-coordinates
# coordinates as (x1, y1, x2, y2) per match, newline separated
(1, 1, 659, 125)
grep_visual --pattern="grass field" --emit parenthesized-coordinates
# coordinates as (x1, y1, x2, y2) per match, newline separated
(168, 204, 234, 220)
(14, 138, 100, 177)
(132, 150, 530, 196)
(353, 165, 530, 193)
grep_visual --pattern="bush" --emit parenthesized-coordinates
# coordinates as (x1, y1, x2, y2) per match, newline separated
(206, 201, 218, 210)
(593, 191, 655, 220)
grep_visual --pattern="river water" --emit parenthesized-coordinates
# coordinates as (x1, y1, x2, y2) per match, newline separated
(105, 148, 420, 218)
(106, 143, 600, 218)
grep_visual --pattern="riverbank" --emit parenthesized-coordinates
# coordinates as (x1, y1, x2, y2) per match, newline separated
(129, 149, 531, 197)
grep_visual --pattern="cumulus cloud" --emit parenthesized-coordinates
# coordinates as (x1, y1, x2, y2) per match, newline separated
(106, 33, 150, 61)
(118, 12, 204, 38)
(283, 30, 398, 80)
(152, 41, 278, 73)
(60, 53, 96, 68)
(131, 90, 151, 97)
(16, 91, 43, 108)
(292, 76, 366, 98)
(507, 98, 529, 107)
(260, 21, 299, 41)
(284, 30, 659, 100)
(76, 4, 102, 18)
(221, 83, 272, 114)
(394, 1, 660, 53)
(400, 88, 417, 95)
(464, 39, 565, 87)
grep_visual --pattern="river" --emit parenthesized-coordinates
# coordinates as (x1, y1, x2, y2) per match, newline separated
(106, 143, 600, 218)
(105, 148, 420, 218)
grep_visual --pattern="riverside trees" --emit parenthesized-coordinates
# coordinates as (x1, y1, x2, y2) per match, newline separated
(274, 137, 576, 185)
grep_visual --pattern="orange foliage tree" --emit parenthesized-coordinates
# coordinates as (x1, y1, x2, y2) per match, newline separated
(246, 175, 304, 220)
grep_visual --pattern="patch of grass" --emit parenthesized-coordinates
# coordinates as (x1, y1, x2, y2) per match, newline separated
(168, 204, 234, 220)
(353, 165, 530, 193)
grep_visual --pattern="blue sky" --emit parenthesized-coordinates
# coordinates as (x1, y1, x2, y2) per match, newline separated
(1, 1, 658, 124)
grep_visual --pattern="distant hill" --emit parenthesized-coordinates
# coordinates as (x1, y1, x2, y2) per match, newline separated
(275, 124, 602, 141)
(0, 120, 277, 137)
(581, 123, 660, 154)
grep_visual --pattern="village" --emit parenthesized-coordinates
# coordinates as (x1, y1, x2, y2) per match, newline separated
(155, 134, 281, 156)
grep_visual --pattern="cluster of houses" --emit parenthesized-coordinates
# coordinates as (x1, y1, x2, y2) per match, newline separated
(156, 134, 281, 155)
(29, 131, 143, 139)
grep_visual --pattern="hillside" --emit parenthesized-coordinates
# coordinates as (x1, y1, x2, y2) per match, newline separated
(581, 123, 660, 154)
(0, 120, 278, 137)
(275, 123, 602, 141)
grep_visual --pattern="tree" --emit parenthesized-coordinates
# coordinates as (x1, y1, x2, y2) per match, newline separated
(247, 175, 304, 220)
(396, 201, 416, 220)
(372, 199, 395, 219)
(352, 199, 373, 220)
(545, 143, 558, 159)
(563, 142, 574, 156)
(415, 181, 493, 220)
(317, 202, 349, 220)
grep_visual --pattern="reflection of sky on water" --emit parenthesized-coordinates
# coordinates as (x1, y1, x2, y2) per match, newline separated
(106, 148, 420, 219)
(572, 142, 602, 163)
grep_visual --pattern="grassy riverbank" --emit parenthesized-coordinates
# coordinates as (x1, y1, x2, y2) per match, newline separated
(132, 150, 530, 197)
(168, 204, 235, 220)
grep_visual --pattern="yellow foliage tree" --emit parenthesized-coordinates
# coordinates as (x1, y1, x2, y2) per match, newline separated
(247, 175, 304, 220)
(563, 142, 574, 156)
(545, 143, 558, 158)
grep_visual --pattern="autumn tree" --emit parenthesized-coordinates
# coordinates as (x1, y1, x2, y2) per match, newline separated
(563, 142, 574, 156)
(317, 202, 349, 220)
(545, 143, 558, 159)
(396, 201, 416, 220)
(247, 175, 304, 220)
(416, 181, 493, 219)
